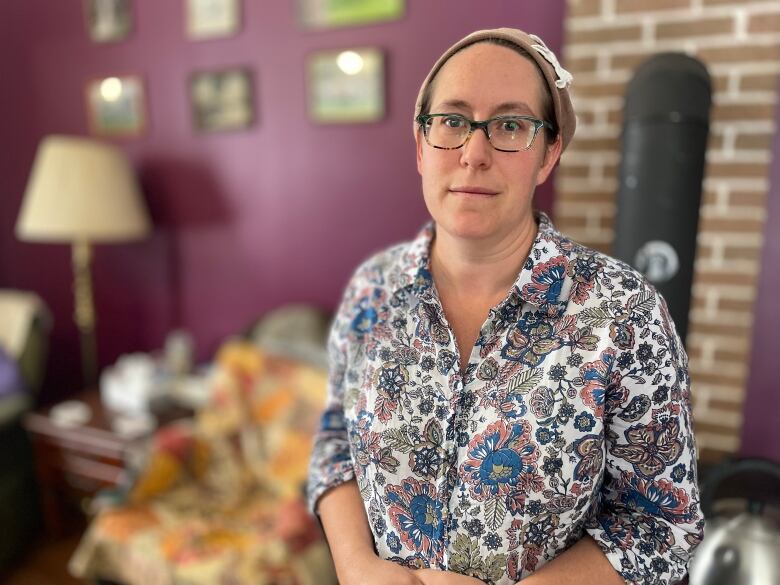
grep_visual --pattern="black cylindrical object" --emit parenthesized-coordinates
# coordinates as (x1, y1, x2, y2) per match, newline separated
(613, 53, 712, 346)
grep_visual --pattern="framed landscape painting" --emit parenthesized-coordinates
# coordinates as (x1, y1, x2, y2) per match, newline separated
(84, 0, 132, 42)
(190, 67, 254, 132)
(85, 75, 146, 138)
(298, 0, 404, 29)
(307, 48, 384, 123)
(186, 0, 240, 40)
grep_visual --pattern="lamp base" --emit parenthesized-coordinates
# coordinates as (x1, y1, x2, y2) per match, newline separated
(72, 241, 98, 388)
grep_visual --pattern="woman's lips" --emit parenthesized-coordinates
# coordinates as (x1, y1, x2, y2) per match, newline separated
(449, 186, 499, 196)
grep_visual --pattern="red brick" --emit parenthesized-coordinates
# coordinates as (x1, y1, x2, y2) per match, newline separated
(565, 55, 598, 73)
(692, 271, 759, 288)
(698, 43, 780, 64)
(722, 244, 763, 261)
(572, 81, 628, 99)
(574, 110, 598, 125)
(695, 422, 742, 440)
(711, 74, 730, 93)
(740, 72, 780, 92)
(735, 132, 774, 151)
(556, 190, 616, 204)
(748, 11, 780, 34)
(709, 398, 745, 411)
(693, 371, 747, 386)
(568, 24, 643, 45)
(706, 162, 770, 179)
(712, 102, 777, 122)
(729, 190, 767, 207)
(707, 133, 726, 151)
(569, 0, 603, 18)
(718, 298, 756, 313)
(610, 51, 655, 71)
(698, 215, 765, 232)
(557, 164, 591, 179)
(657, 17, 734, 39)
(606, 108, 625, 125)
(616, 0, 691, 13)
(699, 446, 737, 464)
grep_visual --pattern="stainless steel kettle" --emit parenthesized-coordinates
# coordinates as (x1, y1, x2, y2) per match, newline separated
(689, 458, 780, 585)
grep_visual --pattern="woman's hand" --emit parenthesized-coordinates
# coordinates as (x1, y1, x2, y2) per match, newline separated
(340, 555, 425, 585)
(416, 568, 486, 585)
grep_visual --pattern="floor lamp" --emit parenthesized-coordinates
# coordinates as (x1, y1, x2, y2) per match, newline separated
(15, 135, 151, 388)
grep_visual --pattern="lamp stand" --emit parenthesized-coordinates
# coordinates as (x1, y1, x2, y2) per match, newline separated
(72, 240, 98, 388)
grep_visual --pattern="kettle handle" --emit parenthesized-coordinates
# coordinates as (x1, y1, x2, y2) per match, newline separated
(700, 457, 780, 518)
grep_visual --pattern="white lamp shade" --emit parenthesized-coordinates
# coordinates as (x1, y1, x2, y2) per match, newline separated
(16, 135, 151, 243)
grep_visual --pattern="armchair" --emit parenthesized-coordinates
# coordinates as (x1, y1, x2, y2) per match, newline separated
(69, 306, 337, 585)
(0, 289, 52, 572)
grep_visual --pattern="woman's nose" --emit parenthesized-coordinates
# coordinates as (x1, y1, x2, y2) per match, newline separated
(460, 126, 493, 169)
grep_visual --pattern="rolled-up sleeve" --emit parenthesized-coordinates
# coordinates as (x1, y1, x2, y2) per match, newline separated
(585, 286, 705, 585)
(306, 280, 360, 515)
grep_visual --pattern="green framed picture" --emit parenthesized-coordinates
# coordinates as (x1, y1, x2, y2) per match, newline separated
(298, 0, 404, 29)
(85, 75, 147, 138)
(307, 48, 385, 124)
(83, 0, 132, 43)
(189, 67, 254, 132)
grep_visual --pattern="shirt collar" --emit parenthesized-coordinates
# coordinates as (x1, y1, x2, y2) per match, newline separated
(391, 210, 574, 308)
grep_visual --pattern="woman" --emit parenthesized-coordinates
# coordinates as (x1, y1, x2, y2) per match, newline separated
(308, 28, 704, 585)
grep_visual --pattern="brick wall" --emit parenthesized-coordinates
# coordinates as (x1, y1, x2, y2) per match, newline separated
(558, 0, 780, 463)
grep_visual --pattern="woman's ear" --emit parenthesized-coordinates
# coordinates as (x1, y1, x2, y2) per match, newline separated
(415, 128, 424, 177)
(535, 134, 563, 186)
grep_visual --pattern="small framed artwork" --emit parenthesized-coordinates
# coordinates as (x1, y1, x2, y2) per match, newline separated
(186, 0, 240, 40)
(84, 0, 132, 43)
(85, 75, 147, 138)
(298, 0, 404, 29)
(189, 68, 254, 132)
(307, 48, 384, 124)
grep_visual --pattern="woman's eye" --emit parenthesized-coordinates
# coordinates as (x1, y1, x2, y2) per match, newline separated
(443, 116, 466, 129)
(501, 120, 522, 132)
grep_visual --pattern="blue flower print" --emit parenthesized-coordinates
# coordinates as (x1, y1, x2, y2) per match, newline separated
(574, 412, 596, 432)
(521, 256, 568, 306)
(579, 348, 616, 417)
(618, 472, 698, 524)
(535, 427, 559, 445)
(502, 310, 563, 367)
(351, 289, 384, 334)
(461, 420, 542, 501)
(352, 305, 377, 334)
(386, 478, 445, 563)
(386, 531, 402, 554)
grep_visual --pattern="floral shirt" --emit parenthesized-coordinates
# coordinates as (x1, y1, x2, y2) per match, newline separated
(307, 211, 704, 585)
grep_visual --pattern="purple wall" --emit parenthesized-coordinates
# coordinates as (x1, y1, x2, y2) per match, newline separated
(740, 76, 780, 463)
(0, 1, 565, 399)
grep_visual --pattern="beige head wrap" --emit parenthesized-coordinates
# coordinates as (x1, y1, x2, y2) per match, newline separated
(413, 28, 576, 150)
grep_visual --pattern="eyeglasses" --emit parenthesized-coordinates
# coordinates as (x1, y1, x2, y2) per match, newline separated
(416, 113, 554, 152)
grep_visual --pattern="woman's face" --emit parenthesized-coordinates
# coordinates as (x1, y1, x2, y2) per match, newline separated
(416, 42, 561, 244)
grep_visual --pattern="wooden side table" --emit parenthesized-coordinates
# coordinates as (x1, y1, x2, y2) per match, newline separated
(23, 388, 140, 538)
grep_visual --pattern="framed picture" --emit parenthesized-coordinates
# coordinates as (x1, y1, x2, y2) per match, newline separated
(84, 0, 132, 43)
(85, 75, 146, 138)
(186, 0, 240, 40)
(298, 0, 404, 29)
(307, 48, 384, 124)
(189, 68, 254, 132)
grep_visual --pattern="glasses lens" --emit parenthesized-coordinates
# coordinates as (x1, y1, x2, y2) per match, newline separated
(425, 115, 470, 148)
(487, 117, 536, 150)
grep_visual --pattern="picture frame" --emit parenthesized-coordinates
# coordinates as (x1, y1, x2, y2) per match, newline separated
(186, 0, 241, 40)
(298, 0, 404, 29)
(307, 48, 385, 124)
(85, 75, 147, 138)
(189, 67, 254, 133)
(84, 0, 132, 43)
